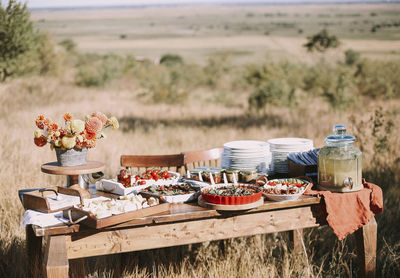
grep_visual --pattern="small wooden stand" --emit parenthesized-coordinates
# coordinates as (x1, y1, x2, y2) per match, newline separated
(41, 161, 105, 188)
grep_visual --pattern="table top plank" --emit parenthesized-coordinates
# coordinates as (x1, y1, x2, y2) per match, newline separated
(32, 195, 320, 236)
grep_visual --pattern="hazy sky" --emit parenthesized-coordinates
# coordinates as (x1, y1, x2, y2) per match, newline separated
(22, 0, 392, 9)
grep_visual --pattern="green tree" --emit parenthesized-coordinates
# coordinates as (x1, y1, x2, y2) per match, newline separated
(303, 29, 340, 53)
(0, 0, 37, 81)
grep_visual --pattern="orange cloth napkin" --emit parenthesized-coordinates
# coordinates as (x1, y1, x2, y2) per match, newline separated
(305, 179, 383, 240)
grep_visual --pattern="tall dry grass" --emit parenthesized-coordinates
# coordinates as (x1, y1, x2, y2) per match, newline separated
(0, 72, 399, 277)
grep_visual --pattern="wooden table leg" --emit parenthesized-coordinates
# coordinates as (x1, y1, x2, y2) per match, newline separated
(43, 235, 69, 278)
(26, 225, 43, 276)
(67, 175, 79, 187)
(355, 217, 377, 278)
(289, 229, 303, 254)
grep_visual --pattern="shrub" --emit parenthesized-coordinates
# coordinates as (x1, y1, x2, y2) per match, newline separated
(245, 59, 302, 113)
(354, 59, 400, 98)
(344, 49, 360, 66)
(75, 53, 125, 87)
(303, 29, 340, 52)
(132, 62, 204, 104)
(159, 54, 184, 67)
(248, 80, 295, 113)
(59, 38, 77, 52)
(203, 52, 233, 88)
(303, 63, 356, 111)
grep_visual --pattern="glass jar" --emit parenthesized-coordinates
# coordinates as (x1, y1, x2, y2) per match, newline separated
(202, 168, 222, 184)
(188, 168, 203, 180)
(318, 125, 362, 192)
(224, 169, 240, 183)
(239, 169, 258, 183)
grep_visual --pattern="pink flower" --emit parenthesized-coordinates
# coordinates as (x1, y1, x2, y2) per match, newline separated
(85, 117, 103, 134)
(92, 111, 108, 125)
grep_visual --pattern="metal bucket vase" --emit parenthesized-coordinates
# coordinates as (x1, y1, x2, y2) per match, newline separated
(55, 147, 88, 167)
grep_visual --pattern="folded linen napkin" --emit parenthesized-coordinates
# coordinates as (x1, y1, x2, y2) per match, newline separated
(20, 210, 69, 229)
(305, 179, 383, 240)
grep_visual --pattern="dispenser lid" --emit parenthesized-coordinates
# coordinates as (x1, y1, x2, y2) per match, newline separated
(326, 125, 355, 144)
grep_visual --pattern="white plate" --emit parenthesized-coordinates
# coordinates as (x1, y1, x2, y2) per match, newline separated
(224, 140, 268, 150)
(96, 179, 149, 196)
(268, 137, 313, 147)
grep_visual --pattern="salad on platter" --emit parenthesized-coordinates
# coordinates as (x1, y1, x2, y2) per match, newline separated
(140, 183, 199, 203)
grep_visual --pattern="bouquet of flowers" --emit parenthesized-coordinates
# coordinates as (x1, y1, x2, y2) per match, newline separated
(34, 112, 119, 150)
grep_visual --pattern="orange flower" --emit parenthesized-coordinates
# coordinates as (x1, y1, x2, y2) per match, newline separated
(34, 136, 47, 147)
(36, 115, 44, 121)
(92, 111, 108, 125)
(44, 118, 51, 127)
(63, 113, 72, 122)
(84, 130, 96, 140)
(49, 123, 59, 132)
(75, 140, 86, 149)
(35, 115, 45, 129)
(85, 117, 102, 134)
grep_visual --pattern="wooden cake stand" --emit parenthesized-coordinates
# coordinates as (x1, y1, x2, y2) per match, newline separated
(41, 161, 105, 188)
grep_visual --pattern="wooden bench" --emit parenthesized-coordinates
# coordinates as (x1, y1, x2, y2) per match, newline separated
(26, 196, 377, 278)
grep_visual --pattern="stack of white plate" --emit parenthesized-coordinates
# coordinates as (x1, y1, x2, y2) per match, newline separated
(221, 140, 271, 173)
(268, 138, 314, 174)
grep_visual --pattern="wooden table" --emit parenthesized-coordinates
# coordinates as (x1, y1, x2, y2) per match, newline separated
(26, 196, 377, 278)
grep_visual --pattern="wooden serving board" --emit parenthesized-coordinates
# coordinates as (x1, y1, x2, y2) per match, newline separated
(63, 199, 171, 229)
(198, 196, 264, 211)
(22, 186, 89, 213)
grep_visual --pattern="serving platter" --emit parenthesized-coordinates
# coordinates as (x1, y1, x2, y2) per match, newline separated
(140, 183, 200, 203)
(261, 178, 311, 202)
(63, 194, 170, 229)
(96, 171, 181, 196)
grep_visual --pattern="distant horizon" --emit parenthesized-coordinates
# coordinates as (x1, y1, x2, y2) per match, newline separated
(22, 0, 400, 10)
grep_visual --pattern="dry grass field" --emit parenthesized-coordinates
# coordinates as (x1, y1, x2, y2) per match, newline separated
(31, 4, 400, 63)
(0, 2, 399, 278)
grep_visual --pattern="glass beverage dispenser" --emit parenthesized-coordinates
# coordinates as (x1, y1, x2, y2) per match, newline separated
(318, 125, 362, 192)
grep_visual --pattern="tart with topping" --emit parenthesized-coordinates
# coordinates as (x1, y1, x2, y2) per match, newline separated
(201, 184, 262, 205)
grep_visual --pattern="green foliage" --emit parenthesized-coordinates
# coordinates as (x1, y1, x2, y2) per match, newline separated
(132, 61, 203, 104)
(159, 53, 184, 67)
(303, 63, 356, 111)
(0, 0, 36, 81)
(59, 38, 76, 52)
(75, 53, 125, 87)
(344, 49, 360, 66)
(0, 0, 60, 80)
(303, 29, 340, 52)
(354, 59, 400, 98)
(248, 80, 295, 113)
(371, 109, 394, 156)
(245, 60, 302, 113)
(203, 52, 232, 88)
